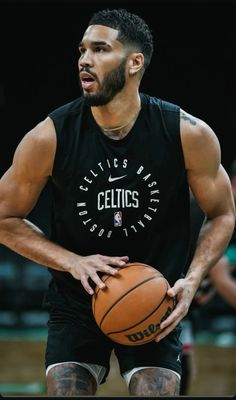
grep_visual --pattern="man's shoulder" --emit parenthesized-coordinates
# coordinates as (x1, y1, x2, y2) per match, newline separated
(48, 96, 85, 120)
(141, 93, 180, 114)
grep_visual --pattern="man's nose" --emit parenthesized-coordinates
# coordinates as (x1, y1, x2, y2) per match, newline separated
(79, 50, 94, 67)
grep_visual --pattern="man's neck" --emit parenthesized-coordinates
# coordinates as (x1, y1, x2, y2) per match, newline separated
(91, 90, 141, 139)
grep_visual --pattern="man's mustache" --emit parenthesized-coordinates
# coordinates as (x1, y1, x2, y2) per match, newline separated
(79, 67, 98, 81)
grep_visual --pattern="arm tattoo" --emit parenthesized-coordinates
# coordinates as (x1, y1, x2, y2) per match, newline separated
(129, 367, 180, 396)
(180, 111, 197, 126)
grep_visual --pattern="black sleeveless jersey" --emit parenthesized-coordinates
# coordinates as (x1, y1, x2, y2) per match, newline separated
(47, 93, 191, 301)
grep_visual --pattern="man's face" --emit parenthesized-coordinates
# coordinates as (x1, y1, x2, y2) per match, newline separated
(78, 25, 128, 106)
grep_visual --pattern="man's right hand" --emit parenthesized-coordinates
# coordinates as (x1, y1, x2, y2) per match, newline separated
(68, 254, 129, 295)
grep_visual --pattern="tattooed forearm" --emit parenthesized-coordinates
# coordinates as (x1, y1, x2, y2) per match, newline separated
(180, 111, 197, 126)
(129, 367, 180, 396)
(47, 363, 97, 396)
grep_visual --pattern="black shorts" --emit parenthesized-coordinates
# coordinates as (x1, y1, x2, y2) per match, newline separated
(44, 281, 183, 383)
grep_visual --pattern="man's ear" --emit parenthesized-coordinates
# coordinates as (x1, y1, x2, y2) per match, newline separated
(128, 53, 145, 75)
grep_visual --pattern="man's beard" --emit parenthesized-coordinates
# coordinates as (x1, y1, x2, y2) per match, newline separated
(79, 58, 127, 106)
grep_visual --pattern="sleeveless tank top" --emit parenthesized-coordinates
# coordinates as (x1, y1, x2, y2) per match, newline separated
(47, 93, 190, 301)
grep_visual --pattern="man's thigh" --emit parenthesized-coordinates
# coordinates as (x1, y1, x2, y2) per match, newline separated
(115, 325, 182, 382)
(128, 366, 180, 396)
(45, 303, 113, 379)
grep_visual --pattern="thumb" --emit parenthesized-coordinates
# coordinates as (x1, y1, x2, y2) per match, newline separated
(167, 279, 183, 297)
(167, 287, 176, 297)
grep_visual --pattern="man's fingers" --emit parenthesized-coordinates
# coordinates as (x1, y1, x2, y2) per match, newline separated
(102, 265, 119, 275)
(80, 276, 94, 296)
(155, 325, 173, 342)
(78, 255, 129, 295)
(155, 317, 180, 342)
(90, 272, 106, 289)
(101, 255, 129, 267)
(120, 256, 129, 262)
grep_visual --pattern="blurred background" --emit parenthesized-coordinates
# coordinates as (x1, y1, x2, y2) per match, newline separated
(0, 0, 236, 397)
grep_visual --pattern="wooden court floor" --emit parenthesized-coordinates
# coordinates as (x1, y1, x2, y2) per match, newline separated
(0, 339, 236, 397)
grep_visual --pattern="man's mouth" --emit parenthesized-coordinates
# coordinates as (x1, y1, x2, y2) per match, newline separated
(80, 71, 96, 91)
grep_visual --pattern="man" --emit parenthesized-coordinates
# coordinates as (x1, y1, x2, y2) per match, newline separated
(0, 8, 235, 397)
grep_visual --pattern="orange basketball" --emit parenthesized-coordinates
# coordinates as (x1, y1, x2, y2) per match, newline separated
(92, 262, 176, 345)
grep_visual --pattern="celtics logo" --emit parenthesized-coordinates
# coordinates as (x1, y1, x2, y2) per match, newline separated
(76, 158, 160, 238)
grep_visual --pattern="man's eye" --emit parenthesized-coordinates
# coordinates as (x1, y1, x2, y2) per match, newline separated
(95, 47, 105, 52)
(79, 48, 85, 54)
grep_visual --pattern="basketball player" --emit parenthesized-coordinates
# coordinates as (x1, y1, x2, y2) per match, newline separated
(0, 8, 235, 397)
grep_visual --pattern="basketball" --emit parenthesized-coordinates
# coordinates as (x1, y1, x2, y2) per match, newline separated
(92, 262, 176, 346)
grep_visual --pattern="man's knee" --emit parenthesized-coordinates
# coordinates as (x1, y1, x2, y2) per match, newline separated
(46, 362, 97, 396)
(128, 366, 180, 396)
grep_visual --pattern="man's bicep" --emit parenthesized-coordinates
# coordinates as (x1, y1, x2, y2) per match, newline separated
(189, 165, 234, 219)
(181, 111, 234, 218)
(0, 166, 48, 219)
(0, 118, 55, 219)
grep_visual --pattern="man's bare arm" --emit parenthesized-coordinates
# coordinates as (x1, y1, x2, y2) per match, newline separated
(181, 110, 235, 289)
(155, 109, 235, 341)
(0, 117, 128, 294)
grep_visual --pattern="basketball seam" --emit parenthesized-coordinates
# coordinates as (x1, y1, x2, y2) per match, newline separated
(99, 274, 165, 328)
(106, 285, 170, 335)
(92, 270, 122, 315)
(92, 264, 158, 315)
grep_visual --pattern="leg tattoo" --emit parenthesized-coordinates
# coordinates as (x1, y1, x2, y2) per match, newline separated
(47, 363, 97, 396)
(129, 367, 180, 396)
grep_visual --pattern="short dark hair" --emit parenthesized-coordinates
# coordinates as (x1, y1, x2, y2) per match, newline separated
(88, 8, 154, 69)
